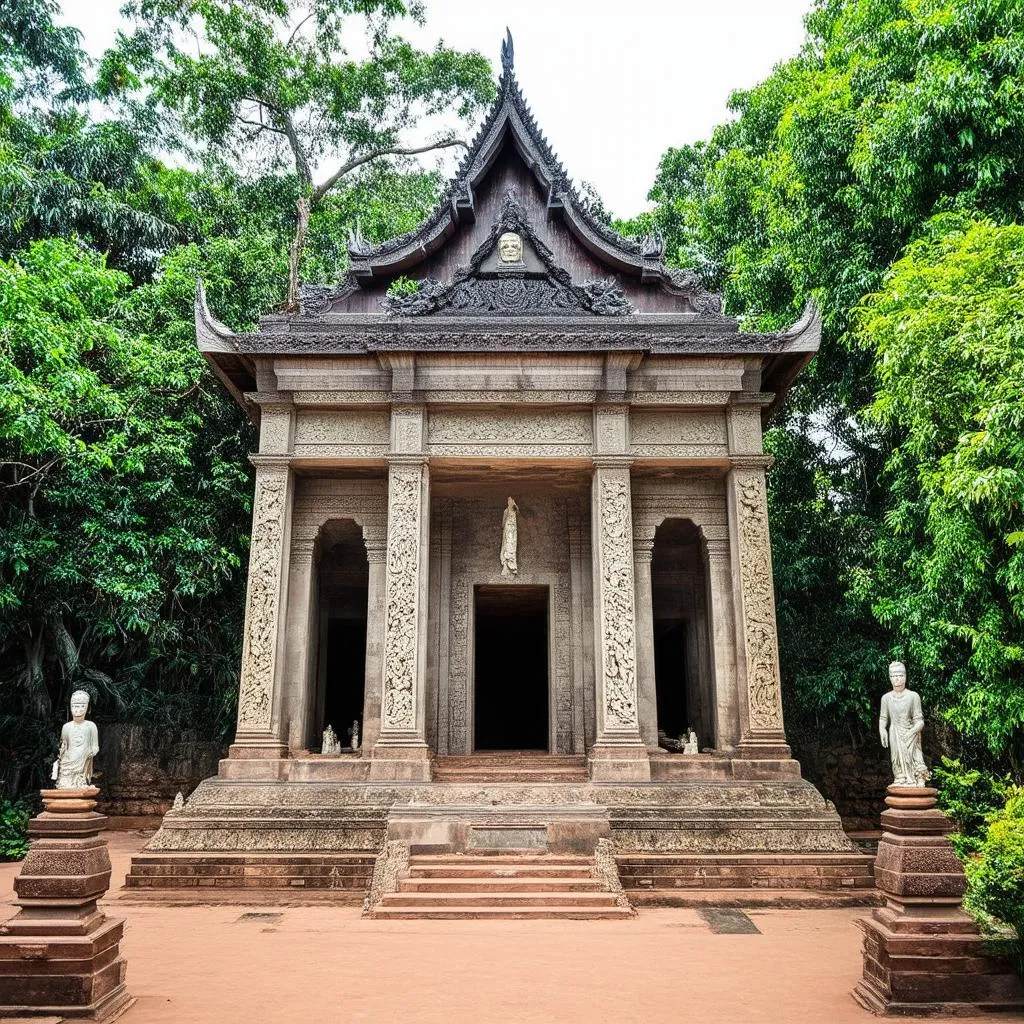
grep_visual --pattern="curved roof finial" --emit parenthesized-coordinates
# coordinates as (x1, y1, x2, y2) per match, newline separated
(501, 28, 514, 75)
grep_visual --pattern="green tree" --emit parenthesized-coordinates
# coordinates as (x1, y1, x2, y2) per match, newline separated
(0, 238, 255, 791)
(856, 216, 1024, 761)
(639, 0, 1024, 738)
(101, 0, 494, 305)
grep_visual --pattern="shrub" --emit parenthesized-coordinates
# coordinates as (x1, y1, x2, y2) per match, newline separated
(0, 799, 30, 861)
(963, 788, 1024, 973)
(934, 757, 1010, 856)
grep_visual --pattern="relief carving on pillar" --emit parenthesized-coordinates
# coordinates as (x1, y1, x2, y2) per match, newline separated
(598, 475, 639, 728)
(735, 471, 784, 731)
(381, 464, 423, 731)
(238, 468, 288, 730)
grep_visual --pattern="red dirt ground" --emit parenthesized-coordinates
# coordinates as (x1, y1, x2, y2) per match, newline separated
(2, 831, 1021, 1024)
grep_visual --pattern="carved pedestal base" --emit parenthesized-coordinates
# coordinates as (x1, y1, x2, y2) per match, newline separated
(588, 740, 651, 782)
(0, 789, 132, 1021)
(853, 787, 1024, 1016)
(228, 735, 289, 760)
(368, 739, 433, 782)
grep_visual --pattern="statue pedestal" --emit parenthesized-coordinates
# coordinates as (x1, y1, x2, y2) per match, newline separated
(853, 786, 1024, 1016)
(0, 788, 133, 1021)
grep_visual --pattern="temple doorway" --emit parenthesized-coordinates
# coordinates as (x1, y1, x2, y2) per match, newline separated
(473, 584, 549, 751)
(652, 519, 715, 748)
(313, 519, 368, 750)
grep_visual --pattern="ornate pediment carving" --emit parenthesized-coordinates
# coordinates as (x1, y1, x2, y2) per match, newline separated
(380, 189, 633, 318)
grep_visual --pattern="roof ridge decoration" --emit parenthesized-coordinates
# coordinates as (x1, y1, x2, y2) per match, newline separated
(380, 188, 632, 317)
(323, 31, 723, 318)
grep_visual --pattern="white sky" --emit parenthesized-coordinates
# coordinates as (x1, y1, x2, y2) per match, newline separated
(61, 0, 809, 217)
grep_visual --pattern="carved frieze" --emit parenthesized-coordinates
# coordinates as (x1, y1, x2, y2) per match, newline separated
(427, 410, 592, 458)
(629, 411, 728, 458)
(238, 466, 289, 731)
(732, 469, 784, 731)
(381, 464, 425, 732)
(293, 411, 390, 457)
(594, 471, 639, 729)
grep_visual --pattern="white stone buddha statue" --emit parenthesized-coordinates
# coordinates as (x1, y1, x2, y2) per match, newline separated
(52, 689, 99, 789)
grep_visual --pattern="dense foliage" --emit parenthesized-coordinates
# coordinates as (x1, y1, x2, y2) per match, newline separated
(634, 0, 1024, 764)
(0, 0, 480, 796)
(0, 797, 30, 861)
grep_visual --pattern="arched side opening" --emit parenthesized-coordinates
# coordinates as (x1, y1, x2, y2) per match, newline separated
(311, 519, 368, 751)
(651, 518, 715, 749)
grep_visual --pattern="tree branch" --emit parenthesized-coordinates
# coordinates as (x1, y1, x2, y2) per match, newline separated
(311, 137, 469, 206)
(237, 116, 287, 136)
(286, 11, 315, 47)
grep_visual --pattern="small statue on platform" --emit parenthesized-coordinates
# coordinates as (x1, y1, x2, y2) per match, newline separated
(682, 728, 699, 755)
(321, 724, 341, 755)
(500, 496, 519, 577)
(349, 719, 360, 752)
(879, 661, 930, 787)
(51, 689, 99, 789)
(172, 791, 184, 811)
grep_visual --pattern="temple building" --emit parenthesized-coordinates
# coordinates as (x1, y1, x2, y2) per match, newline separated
(126, 36, 873, 912)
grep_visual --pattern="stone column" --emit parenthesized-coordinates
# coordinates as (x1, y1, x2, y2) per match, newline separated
(704, 536, 741, 752)
(588, 458, 650, 780)
(725, 457, 790, 761)
(231, 455, 293, 759)
(361, 531, 387, 754)
(0, 788, 131, 1019)
(281, 538, 317, 753)
(369, 433, 432, 780)
(632, 536, 659, 750)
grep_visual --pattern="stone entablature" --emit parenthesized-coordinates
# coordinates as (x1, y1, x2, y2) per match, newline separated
(264, 405, 743, 464)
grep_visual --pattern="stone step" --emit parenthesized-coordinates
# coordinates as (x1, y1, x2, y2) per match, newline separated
(629, 888, 882, 909)
(380, 891, 620, 908)
(615, 852, 876, 892)
(410, 854, 589, 866)
(371, 905, 634, 920)
(432, 754, 588, 783)
(122, 852, 375, 893)
(409, 865, 594, 879)
(401, 877, 603, 893)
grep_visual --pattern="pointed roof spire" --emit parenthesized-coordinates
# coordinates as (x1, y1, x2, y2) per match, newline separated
(501, 29, 514, 76)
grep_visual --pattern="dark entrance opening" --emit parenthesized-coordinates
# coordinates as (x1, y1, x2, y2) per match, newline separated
(652, 518, 714, 745)
(654, 619, 689, 739)
(323, 611, 366, 745)
(474, 585, 548, 751)
(314, 519, 367, 750)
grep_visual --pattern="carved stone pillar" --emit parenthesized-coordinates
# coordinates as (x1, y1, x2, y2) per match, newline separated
(726, 457, 790, 760)
(589, 460, 650, 780)
(369, 457, 432, 780)
(361, 533, 387, 755)
(632, 536, 659, 750)
(231, 456, 292, 759)
(704, 536, 741, 751)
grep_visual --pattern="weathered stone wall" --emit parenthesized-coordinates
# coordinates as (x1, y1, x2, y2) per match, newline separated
(93, 723, 226, 817)
(789, 725, 891, 832)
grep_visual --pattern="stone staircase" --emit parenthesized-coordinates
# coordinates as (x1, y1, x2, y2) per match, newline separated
(432, 753, 588, 783)
(369, 853, 634, 919)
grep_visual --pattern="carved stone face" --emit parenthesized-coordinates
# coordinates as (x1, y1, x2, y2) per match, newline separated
(498, 232, 523, 263)
(70, 690, 90, 721)
(889, 661, 907, 691)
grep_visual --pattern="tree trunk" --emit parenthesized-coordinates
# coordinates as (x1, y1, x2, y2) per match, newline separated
(287, 195, 311, 311)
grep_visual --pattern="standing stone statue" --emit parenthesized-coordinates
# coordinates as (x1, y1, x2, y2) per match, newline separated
(682, 728, 699, 755)
(349, 719, 360, 752)
(879, 661, 930, 787)
(51, 689, 99, 789)
(500, 496, 519, 577)
(321, 724, 340, 755)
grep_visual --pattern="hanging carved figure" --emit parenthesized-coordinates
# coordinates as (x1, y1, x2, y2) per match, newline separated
(500, 496, 519, 577)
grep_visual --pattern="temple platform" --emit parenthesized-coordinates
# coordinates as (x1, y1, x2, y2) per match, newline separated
(122, 760, 875, 903)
